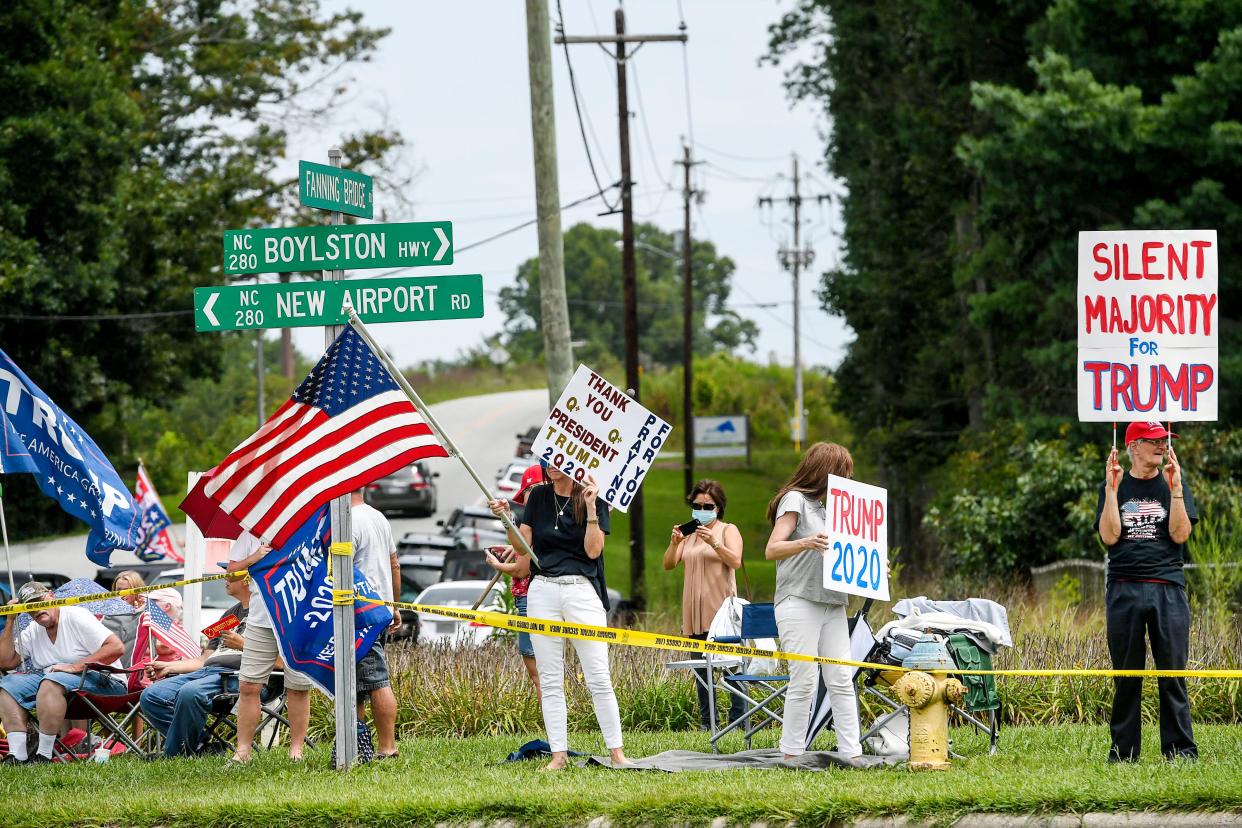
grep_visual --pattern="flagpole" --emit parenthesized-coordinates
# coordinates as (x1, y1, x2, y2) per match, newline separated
(1, 481, 15, 595)
(345, 309, 541, 571)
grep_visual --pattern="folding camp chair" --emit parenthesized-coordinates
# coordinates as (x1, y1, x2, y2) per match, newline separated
(708, 602, 789, 752)
(54, 663, 160, 761)
(199, 671, 309, 755)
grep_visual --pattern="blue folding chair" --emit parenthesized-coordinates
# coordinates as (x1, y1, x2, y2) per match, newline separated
(708, 602, 788, 752)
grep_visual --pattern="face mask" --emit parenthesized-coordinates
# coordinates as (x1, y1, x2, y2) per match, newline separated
(691, 508, 717, 524)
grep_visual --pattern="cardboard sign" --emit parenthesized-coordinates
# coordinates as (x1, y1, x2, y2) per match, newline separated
(1077, 230, 1218, 422)
(201, 614, 240, 639)
(822, 475, 890, 601)
(531, 364, 672, 513)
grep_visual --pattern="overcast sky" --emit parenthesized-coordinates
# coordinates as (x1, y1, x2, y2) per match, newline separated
(280, 0, 852, 372)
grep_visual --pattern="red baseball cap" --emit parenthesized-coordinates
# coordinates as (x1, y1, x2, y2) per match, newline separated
(512, 464, 545, 505)
(1124, 421, 1178, 443)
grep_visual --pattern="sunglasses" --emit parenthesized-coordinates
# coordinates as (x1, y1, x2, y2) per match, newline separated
(1137, 438, 1167, 447)
(691, 502, 717, 510)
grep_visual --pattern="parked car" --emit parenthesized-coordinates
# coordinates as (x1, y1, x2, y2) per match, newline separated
(397, 533, 460, 591)
(515, 426, 539, 458)
(436, 504, 519, 549)
(413, 580, 505, 647)
(152, 568, 231, 637)
(0, 571, 73, 634)
(94, 563, 179, 590)
(440, 548, 493, 582)
(363, 460, 440, 517)
(494, 458, 532, 500)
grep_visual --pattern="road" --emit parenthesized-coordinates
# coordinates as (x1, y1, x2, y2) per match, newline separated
(3, 388, 550, 581)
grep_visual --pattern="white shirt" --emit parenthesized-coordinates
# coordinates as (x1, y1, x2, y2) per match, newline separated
(18, 606, 120, 672)
(352, 502, 396, 604)
(228, 531, 272, 629)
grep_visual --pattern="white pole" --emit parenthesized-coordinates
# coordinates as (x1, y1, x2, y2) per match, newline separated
(1, 481, 14, 595)
(344, 309, 539, 569)
(325, 147, 358, 771)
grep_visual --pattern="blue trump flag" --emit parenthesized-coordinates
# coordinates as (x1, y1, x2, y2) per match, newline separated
(0, 350, 141, 565)
(251, 505, 393, 697)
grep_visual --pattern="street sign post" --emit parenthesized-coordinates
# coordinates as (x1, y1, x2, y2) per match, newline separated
(223, 221, 452, 275)
(298, 160, 374, 219)
(194, 275, 484, 332)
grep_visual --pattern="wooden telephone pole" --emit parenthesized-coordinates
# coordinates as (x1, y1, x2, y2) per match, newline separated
(675, 144, 701, 496)
(555, 8, 686, 611)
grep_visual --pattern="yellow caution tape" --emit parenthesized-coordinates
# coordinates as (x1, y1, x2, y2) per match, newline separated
(331, 589, 356, 606)
(330, 542, 353, 557)
(0, 572, 241, 617)
(364, 596, 1242, 680)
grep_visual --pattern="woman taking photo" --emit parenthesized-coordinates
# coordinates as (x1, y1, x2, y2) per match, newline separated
(662, 479, 745, 730)
(764, 441, 862, 760)
(488, 464, 629, 770)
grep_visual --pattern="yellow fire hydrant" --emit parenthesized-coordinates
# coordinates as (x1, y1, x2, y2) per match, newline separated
(892, 632, 967, 770)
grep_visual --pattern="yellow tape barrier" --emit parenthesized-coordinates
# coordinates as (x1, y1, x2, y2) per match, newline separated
(367, 596, 1242, 681)
(0, 572, 240, 616)
(5, 574, 1239, 680)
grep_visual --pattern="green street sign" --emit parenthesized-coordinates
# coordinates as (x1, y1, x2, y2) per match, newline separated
(223, 221, 452, 275)
(193, 274, 484, 332)
(298, 160, 373, 219)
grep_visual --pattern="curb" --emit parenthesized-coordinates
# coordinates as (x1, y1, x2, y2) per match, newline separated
(441, 815, 1242, 828)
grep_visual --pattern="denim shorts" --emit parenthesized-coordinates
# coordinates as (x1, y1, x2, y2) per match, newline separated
(356, 643, 390, 697)
(514, 594, 534, 659)
(0, 669, 127, 710)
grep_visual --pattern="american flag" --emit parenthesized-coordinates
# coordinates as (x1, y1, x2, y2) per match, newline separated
(134, 600, 201, 662)
(133, 463, 183, 563)
(1122, 499, 1165, 518)
(180, 326, 447, 548)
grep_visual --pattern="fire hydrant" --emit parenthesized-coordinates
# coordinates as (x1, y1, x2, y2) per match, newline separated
(892, 631, 967, 771)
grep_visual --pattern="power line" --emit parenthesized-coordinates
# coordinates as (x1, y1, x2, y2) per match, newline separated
(676, 0, 694, 147)
(556, 0, 619, 212)
(693, 140, 789, 164)
(628, 59, 674, 191)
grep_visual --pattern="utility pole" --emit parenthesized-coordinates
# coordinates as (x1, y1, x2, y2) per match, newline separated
(760, 156, 828, 453)
(675, 143, 701, 496)
(255, 329, 265, 428)
(556, 8, 686, 612)
(525, 0, 574, 403)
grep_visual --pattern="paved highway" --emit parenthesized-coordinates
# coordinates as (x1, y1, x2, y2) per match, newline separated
(3, 388, 550, 581)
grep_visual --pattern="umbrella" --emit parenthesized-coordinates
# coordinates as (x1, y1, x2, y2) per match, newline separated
(13, 578, 137, 639)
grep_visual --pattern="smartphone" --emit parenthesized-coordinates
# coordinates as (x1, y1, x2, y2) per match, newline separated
(486, 545, 511, 561)
(677, 518, 701, 537)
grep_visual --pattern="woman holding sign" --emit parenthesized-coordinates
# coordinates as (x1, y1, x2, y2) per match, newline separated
(764, 442, 862, 760)
(488, 464, 630, 770)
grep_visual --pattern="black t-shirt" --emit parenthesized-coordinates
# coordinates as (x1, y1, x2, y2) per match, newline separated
(1095, 472, 1197, 585)
(520, 483, 611, 579)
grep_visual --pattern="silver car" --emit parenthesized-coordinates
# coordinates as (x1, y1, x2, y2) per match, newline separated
(413, 580, 505, 647)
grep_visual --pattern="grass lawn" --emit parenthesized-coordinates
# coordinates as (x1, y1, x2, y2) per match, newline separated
(5, 725, 1240, 827)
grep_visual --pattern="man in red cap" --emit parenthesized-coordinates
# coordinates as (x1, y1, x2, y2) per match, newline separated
(1096, 421, 1197, 762)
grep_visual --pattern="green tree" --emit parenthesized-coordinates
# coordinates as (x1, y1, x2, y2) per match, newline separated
(497, 222, 758, 367)
(0, 0, 400, 538)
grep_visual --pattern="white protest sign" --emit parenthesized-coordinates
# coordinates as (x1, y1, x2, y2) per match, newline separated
(822, 474, 889, 601)
(1077, 230, 1218, 422)
(531, 364, 672, 513)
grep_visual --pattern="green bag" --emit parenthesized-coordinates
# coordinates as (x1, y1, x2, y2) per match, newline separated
(947, 633, 999, 712)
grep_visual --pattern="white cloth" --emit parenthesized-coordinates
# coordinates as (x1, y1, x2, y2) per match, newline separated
(17, 606, 121, 671)
(229, 531, 271, 629)
(875, 612, 1010, 654)
(706, 596, 779, 674)
(891, 597, 1012, 648)
(773, 492, 847, 607)
(351, 502, 396, 603)
(774, 595, 861, 757)
(527, 577, 623, 753)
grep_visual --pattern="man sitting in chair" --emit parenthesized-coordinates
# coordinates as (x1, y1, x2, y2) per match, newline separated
(139, 573, 250, 757)
(0, 581, 127, 764)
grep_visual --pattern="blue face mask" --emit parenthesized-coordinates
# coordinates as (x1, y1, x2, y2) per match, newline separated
(691, 508, 717, 524)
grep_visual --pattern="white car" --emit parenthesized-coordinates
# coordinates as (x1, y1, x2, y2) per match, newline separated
(494, 459, 532, 499)
(414, 580, 506, 647)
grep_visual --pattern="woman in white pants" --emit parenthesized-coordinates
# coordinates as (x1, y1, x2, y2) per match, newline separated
(489, 465, 629, 770)
(764, 442, 862, 759)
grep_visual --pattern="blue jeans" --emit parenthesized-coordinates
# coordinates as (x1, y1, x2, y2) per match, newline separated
(0, 669, 126, 711)
(515, 594, 534, 658)
(139, 665, 236, 757)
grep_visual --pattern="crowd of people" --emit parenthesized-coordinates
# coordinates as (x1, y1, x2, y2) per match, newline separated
(0, 428, 1201, 767)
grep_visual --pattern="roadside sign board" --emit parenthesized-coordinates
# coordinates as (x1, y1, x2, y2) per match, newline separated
(223, 221, 452, 275)
(530, 364, 672, 513)
(298, 161, 374, 219)
(693, 415, 748, 459)
(193, 275, 483, 332)
(822, 474, 890, 601)
(1076, 229, 1218, 421)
